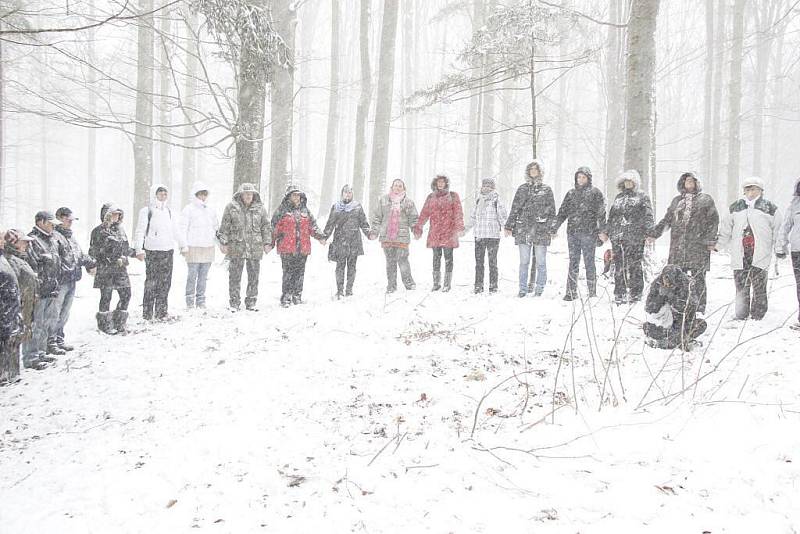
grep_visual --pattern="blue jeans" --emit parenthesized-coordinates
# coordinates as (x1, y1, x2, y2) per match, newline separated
(518, 244, 548, 293)
(22, 297, 59, 363)
(566, 233, 597, 296)
(186, 263, 211, 307)
(52, 280, 76, 342)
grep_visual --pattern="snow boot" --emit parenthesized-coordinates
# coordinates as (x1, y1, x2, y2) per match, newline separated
(292, 294, 302, 305)
(112, 310, 129, 335)
(46, 342, 66, 356)
(56, 337, 74, 351)
(432, 270, 441, 291)
(442, 272, 452, 292)
(96, 311, 117, 335)
(280, 295, 291, 308)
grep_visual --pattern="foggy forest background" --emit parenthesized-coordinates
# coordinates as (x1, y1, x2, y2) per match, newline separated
(1, 0, 798, 237)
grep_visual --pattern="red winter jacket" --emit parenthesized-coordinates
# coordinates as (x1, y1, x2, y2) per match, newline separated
(414, 189, 465, 249)
(273, 206, 324, 256)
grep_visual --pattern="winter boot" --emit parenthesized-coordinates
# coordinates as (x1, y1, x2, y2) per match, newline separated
(432, 270, 441, 291)
(442, 272, 452, 292)
(587, 280, 597, 298)
(96, 311, 117, 335)
(292, 294, 302, 305)
(474, 285, 484, 294)
(112, 309, 129, 335)
(56, 337, 74, 351)
(46, 341, 66, 356)
(280, 294, 291, 308)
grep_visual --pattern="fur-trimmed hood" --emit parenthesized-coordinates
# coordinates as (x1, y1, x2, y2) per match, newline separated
(677, 172, 703, 194)
(525, 160, 546, 183)
(616, 169, 641, 191)
(430, 175, 450, 192)
(574, 166, 593, 188)
(232, 182, 263, 206)
(100, 202, 124, 223)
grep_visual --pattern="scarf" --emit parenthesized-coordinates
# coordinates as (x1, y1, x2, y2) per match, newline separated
(476, 190, 498, 216)
(678, 192, 695, 226)
(334, 199, 360, 213)
(386, 191, 405, 241)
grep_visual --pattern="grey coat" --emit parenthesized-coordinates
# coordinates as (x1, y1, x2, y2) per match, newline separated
(780, 178, 800, 254)
(370, 194, 419, 245)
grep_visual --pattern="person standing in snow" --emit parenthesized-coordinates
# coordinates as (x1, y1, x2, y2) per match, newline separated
(216, 183, 272, 311)
(52, 207, 96, 353)
(179, 183, 219, 309)
(134, 184, 184, 321)
(717, 177, 783, 321)
(89, 203, 139, 335)
(369, 179, 420, 294)
(471, 178, 508, 293)
(600, 170, 654, 305)
(3, 230, 36, 374)
(413, 175, 465, 292)
(779, 177, 800, 329)
(643, 264, 707, 350)
(504, 160, 556, 297)
(554, 166, 606, 300)
(0, 232, 23, 381)
(272, 186, 326, 307)
(23, 211, 63, 364)
(647, 172, 719, 313)
(323, 185, 370, 298)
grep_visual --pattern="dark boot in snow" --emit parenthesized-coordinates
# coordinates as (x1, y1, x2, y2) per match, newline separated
(56, 337, 74, 351)
(280, 295, 291, 308)
(442, 272, 452, 292)
(96, 312, 117, 335)
(432, 270, 441, 291)
(112, 310, 129, 335)
(292, 294, 302, 305)
(46, 342, 66, 356)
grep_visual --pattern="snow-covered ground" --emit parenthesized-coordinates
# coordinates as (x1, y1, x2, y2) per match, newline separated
(2, 236, 799, 533)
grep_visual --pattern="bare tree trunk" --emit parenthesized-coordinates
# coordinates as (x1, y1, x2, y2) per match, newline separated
(181, 7, 198, 202)
(768, 18, 787, 183)
(701, 0, 714, 182)
(498, 85, 514, 199)
(529, 46, 537, 159)
(480, 58, 495, 186)
(318, 0, 341, 216)
(623, 0, 661, 197)
(726, 0, 746, 205)
(40, 115, 48, 208)
(402, 0, 418, 193)
(603, 0, 626, 201)
(368, 0, 400, 207)
(158, 5, 172, 194)
(233, 48, 267, 195)
(133, 0, 155, 213)
(466, 0, 485, 193)
(87, 0, 97, 232)
(709, 0, 726, 196)
(0, 19, 5, 219)
(751, 1, 779, 176)
(296, 2, 318, 183)
(352, 0, 371, 204)
(269, 0, 297, 209)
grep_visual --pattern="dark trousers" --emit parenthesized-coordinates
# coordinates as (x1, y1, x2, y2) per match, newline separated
(143, 249, 174, 319)
(733, 248, 768, 320)
(612, 241, 644, 299)
(475, 238, 499, 290)
(281, 254, 308, 298)
(643, 317, 708, 350)
(384, 246, 414, 290)
(566, 233, 597, 296)
(99, 287, 131, 311)
(793, 252, 800, 321)
(1, 337, 21, 384)
(229, 258, 260, 308)
(432, 247, 454, 273)
(335, 255, 358, 294)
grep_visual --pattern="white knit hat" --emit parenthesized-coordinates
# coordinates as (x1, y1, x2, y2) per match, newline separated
(741, 176, 765, 191)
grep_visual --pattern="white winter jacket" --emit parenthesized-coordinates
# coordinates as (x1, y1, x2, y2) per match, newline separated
(134, 183, 185, 252)
(717, 195, 782, 271)
(180, 182, 219, 248)
(779, 178, 800, 254)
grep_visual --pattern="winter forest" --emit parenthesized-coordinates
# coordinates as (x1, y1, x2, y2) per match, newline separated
(2, 0, 800, 531)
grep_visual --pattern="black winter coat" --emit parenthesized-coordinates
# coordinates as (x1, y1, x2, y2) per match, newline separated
(55, 225, 96, 284)
(323, 202, 370, 261)
(0, 256, 21, 342)
(555, 175, 606, 238)
(505, 181, 557, 246)
(89, 206, 135, 290)
(27, 226, 62, 299)
(606, 188, 654, 245)
(649, 175, 719, 271)
(645, 265, 699, 328)
(4, 250, 37, 341)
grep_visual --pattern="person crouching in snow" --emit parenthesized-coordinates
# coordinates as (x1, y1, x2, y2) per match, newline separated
(471, 178, 508, 293)
(323, 185, 370, 298)
(369, 179, 420, 293)
(600, 169, 654, 305)
(778, 177, 800, 329)
(89, 204, 141, 334)
(643, 265, 707, 350)
(413, 174, 465, 292)
(716, 177, 783, 321)
(272, 186, 326, 307)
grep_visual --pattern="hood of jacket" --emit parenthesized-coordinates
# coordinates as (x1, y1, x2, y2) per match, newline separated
(574, 166, 593, 188)
(525, 159, 546, 183)
(677, 172, 704, 194)
(430, 175, 450, 192)
(233, 182, 263, 207)
(279, 187, 308, 213)
(190, 181, 209, 199)
(100, 202, 124, 223)
(616, 169, 641, 191)
(149, 183, 169, 208)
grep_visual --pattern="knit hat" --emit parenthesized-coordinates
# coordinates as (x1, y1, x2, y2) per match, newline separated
(741, 176, 765, 191)
(481, 178, 496, 189)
